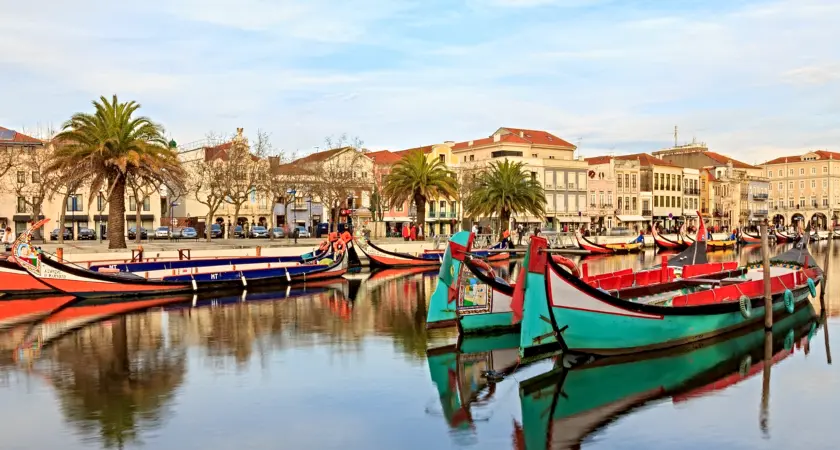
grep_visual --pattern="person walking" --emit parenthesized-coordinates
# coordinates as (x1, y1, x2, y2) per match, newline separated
(402, 224, 410, 241)
(410, 223, 417, 241)
(2, 227, 15, 254)
(516, 223, 523, 246)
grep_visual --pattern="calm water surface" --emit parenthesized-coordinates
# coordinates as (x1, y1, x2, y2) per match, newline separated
(0, 243, 837, 450)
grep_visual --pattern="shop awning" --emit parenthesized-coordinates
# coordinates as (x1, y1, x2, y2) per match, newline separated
(617, 215, 647, 222)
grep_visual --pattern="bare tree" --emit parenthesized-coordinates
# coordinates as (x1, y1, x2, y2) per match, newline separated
(52, 178, 85, 244)
(127, 176, 162, 244)
(310, 134, 370, 227)
(220, 129, 269, 228)
(186, 153, 228, 243)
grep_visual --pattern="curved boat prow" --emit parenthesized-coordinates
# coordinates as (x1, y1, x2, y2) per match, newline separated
(427, 231, 474, 329)
(517, 236, 561, 358)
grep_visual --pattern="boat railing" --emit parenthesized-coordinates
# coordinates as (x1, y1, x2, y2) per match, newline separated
(433, 234, 494, 249)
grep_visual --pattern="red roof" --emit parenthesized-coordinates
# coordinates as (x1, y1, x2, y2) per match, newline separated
(0, 126, 42, 145)
(585, 156, 612, 165)
(764, 150, 840, 165)
(393, 145, 433, 157)
(452, 133, 531, 150)
(615, 153, 681, 168)
(366, 150, 402, 165)
(702, 168, 718, 182)
(498, 127, 576, 148)
(203, 141, 260, 162)
(703, 151, 758, 169)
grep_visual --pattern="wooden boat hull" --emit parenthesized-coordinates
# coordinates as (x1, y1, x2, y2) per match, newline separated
(360, 238, 510, 269)
(518, 236, 822, 356)
(739, 231, 762, 245)
(0, 295, 76, 328)
(775, 230, 796, 243)
(575, 233, 641, 254)
(706, 239, 736, 250)
(517, 305, 816, 450)
(651, 228, 689, 251)
(88, 248, 328, 273)
(0, 259, 54, 296)
(11, 225, 349, 299)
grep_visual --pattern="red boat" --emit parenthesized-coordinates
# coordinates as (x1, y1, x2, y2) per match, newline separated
(575, 231, 643, 254)
(651, 225, 690, 251)
(0, 295, 76, 329)
(356, 238, 510, 268)
(0, 258, 54, 297)
(775, 229, 797, 243)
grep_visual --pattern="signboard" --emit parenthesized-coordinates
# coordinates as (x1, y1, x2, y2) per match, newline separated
(170, 218, 178, 226)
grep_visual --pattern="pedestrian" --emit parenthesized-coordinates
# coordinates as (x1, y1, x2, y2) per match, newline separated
(293, 226, 299, 244)
(533, 226, 540, 237)
(516, 223, 523, 246)
(472, 223, 479, 235)
(2, 227, 15, 253)
(410, 223, 417, 241)
(402, 224, 410, 241)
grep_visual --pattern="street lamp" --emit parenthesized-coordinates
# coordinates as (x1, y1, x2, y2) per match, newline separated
(306, 197, 312, 236)
(169, 201, 178, 241)
(98, 189, 104, 243)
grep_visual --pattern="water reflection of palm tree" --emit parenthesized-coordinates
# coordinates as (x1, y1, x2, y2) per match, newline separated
(44, 316, 186, 449)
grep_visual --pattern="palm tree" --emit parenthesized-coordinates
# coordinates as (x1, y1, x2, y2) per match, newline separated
(49, 95, 184, 249)
(382, 150, 458, 239)
(464, 160, 546, 238)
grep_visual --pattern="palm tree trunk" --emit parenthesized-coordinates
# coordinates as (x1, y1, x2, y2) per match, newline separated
(108, 176, 127, 249)
(500, 208, 511, 241)
(414, 193, 426, 241)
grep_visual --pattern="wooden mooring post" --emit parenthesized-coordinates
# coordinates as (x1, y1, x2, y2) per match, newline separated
(759, 222, 772, 329)
(759, 330, 772, 435)
(820, 229, 832, 314)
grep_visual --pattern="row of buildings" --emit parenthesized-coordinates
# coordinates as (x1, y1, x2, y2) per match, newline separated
(1, 123, 837, 239)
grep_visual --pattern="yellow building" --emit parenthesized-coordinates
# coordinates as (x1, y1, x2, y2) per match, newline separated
(762, 150, 840, 229)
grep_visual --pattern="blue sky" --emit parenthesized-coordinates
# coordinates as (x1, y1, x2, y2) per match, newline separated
(1, 0, 839, 163)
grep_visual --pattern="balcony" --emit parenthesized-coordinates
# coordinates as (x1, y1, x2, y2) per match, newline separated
(428, 210, 437, 218)
(641, 209, 652, 217)
(683, 188, 700, 195)
(752, 209, 769, 216)
(753, 193, 768, 200)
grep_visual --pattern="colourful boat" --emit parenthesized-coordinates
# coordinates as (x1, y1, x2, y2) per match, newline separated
(775, 229, 797, 243)
(739, 229, 763, 245)
(10, 219, 350, 299)
(515, 304, 817, 450)
(575, 231, 643, 254)
(0, 258, 55, 297)
(356, 236, 511, 269)
(706, 237, 737, 250)
(516, 221, 822, 356)
(651, 224, 690, 251)
(0, 294, 76, 329)
(427, 231, 518, 334)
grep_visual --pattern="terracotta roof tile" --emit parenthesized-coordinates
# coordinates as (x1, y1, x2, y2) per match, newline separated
(366, 150, 402, 165)
(585, 156, 612, 165)
(615, 153, 682, 168)
(291, 146, 350, 164)
(764, 150, 840, 165)
(498, 127, 576, 148)
(0, 126, 42, 145)
(393, 145, 433, 156)
(703, 151, 758, 169)
(451, 133, 531, 150)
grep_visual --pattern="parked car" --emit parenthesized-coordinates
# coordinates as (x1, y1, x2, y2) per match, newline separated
(233, 225, 245, 238)
(181, 227, 198, 239)
(296, 226, 311, 238)
(170, 227, 183, 239)
(206, 223, 223, 239)
(127, 227, 147, 240)
(154, 226, 170, 239)
(249, 226, 268, 238)
(315, 222, 329, 238)
(77, 228, 96, 240)
(271, 227, 285, 238)
(49, 228, 73, 241)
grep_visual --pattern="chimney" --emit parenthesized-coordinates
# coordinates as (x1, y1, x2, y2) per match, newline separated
(444, 141, 454, 146)
(468, 140, 473, 147)
(493, 133, 501, 143)
(519, 131, 524, 138)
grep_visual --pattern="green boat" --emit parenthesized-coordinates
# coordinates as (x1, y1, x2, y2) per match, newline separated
(426, 231, 519, 335)
(516, 304, 818, 450)
(517, 230, 823, 357)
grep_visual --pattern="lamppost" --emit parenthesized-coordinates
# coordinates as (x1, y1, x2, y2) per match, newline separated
(98, 189, 104, 243)
(71, 193, 77, 240)
(169, 201, 178, 241)
(306, 197, 312, 236)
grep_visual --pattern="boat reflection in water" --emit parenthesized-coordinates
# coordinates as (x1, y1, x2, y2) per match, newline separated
(515, 304, 819, 450)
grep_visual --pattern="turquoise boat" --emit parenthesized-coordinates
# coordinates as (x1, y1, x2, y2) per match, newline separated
(426, 231, 519, 335)
(517, 231, 823, 357)
(516, 304, 818, 450)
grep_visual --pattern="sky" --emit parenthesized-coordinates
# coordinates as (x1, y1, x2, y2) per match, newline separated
(1, 0, 839, 164)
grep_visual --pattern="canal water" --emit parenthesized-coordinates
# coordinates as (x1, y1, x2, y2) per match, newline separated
(0, 243, 836, 449)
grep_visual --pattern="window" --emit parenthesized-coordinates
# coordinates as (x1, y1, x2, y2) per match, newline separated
(590, 191, 596, 206)
(606, 192, 612, 206)
(778, 169, 783, 176)
(654, 196, 659, 207)
(789, 181, 794, 190)
(824, 179, 828, 188)
(800, 168, 805, 175)
(654, 174, 659, 190)
(811, 180, 816, 189)
(789, 169, 794, 176)
(632, 197, 637, 211)
(546, 194, 555, 211)
(812, 167, 816, 175)
(469, 155, 474, 162)
(396, 202, 404, 212)
(799, 196, 805, 207)
(463, 156, 466, 162)
(789, 198, 794, 208)
(598, 191, 604, 206)
(632, 174, 637, 189)
(767, 170, 772, 178)
(128, 196, 137, 212)
(451, 201, 456, 214)
(439, 200, 446, 210)
(618, 197, 623, 210)
(16, 171, 25, 184)
(778, 182, 783, 190)
(439, 155, 445, 164)
(823, 197, 829, 207)
(625, 174, 630, 191)
(643, 200, 650, 210)
(624, 196, 630, 211)
(66, 194, 83, 212)
(677, 197, 681, 208)
(531, 153, 537, 158)
(557, 195, 565, 212)
(31, 171, 39, 183)
(824, 166, 828, 173)
(800, 180, 804, 189)
(16, 196, 26, 213)
(578, 195, 586, 212)
(428, 201, 435, 214)
(665, 196, 670, 207)
(491, 150, 523, 158)
(617, 175, 623, 188)
(811, 196, 817, 207)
